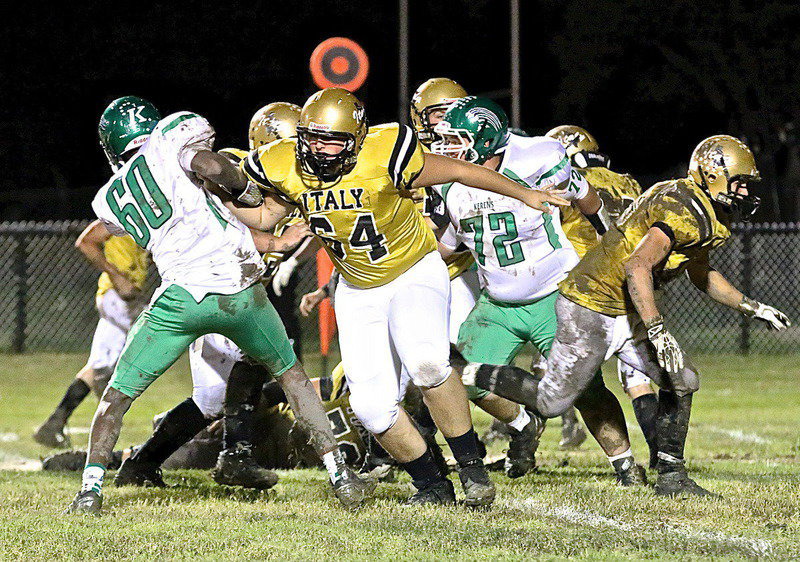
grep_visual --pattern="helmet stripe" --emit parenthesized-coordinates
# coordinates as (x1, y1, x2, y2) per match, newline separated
(466, 107, 502, 130)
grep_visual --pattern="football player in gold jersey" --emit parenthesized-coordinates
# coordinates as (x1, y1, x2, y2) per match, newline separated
(202, 87, 568, 506)
(546, 125, 659, 461)
(471, 135, 790, 496)
(34, 222, 149, 449)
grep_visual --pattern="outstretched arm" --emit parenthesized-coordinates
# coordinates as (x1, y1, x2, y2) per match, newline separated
(412, 153, 570, 213)
(687, 253, 791, 330)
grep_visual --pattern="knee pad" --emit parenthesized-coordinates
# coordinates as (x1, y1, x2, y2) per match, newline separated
(192, 382, 227, 418)
(348, 391, 399, 435)
(408, 360, 451, 389)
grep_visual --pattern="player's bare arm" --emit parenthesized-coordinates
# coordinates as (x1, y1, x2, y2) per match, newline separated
(248, 222, 311, 254)
(625, 226, 685, 373)
(412, 152, 570, 213)
(686, 252, 791, 330)
(624, 226, 673, 324)
(75, 220, 138, 299)
(190, 149, 246, 193)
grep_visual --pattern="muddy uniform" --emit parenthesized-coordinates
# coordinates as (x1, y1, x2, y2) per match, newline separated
(92, 112, 296, 400)
(559, 166, 650, 391)
(539, 178, 730, 417)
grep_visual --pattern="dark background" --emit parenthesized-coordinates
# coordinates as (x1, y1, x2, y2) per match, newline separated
(2, 0, 799, 221)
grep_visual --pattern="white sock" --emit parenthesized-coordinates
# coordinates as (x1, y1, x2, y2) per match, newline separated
(607, 448, 634, 471)
(322, 450, 346, 484)
(507, 406, 531, 432)
(81, 464, 106, 494)
(608, 447, 633, 463)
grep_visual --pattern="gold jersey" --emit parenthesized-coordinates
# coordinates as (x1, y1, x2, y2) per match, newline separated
(560, 178, 731, 316)
(96, 235, 149, 298)
(243, 123, 436, 288)
(561, 166, 642, 258)
(218, 147, 249, 163)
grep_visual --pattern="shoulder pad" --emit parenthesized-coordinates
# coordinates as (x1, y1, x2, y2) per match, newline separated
(505, 136, 568, 187)
(655, 180, 714, 243)
(218, 147, 248, 164)
(155, 111, 215, 147)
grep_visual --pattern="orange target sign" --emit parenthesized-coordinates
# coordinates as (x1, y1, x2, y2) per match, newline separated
(310, 37, 369, 92)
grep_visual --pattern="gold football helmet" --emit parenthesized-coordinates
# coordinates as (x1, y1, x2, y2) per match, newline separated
(688, 135, 761, 217)
(296, 88, 368, 182)
(545, 125, 609, 168)
(249, 102, 301, 150)
(410, 78, 467, 146)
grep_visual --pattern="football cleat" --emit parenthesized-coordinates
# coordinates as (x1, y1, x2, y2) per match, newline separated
(65, 490, 102, 515)
(505, 412, 545, 479)
(457, 459, 496, 508)
(212, 446, 279, 490)
(42, 450, 87, 472)
(655, 468, 719, 498)
(559, 412, 588, 450)
(333, 466, 376, 510)
(406, 478, 456, 506)
(33, 422, 71, 449)
(615, 462, 648, 487)
(114, 457, 166, 488)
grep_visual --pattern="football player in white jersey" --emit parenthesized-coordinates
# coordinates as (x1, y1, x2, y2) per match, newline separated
(113, 102, 310, 490)
(433, 97, 647, 485)
(67, 96, 372, 514)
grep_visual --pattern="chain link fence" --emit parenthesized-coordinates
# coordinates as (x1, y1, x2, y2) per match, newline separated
(0, 221, 797, 356)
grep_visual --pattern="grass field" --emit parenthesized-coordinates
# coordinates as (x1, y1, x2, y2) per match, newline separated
(0, 352, 798, 560)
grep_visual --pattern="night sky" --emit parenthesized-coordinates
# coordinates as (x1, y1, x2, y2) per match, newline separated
(3, 1, 799, 221)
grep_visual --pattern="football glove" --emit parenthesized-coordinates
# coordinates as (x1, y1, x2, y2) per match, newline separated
(646, 316, 684, 375)
(739, 298, 791, 331)
(271, 257, 298, 297)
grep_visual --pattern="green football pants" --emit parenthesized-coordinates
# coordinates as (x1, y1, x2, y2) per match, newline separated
(110, 283, 296, 399)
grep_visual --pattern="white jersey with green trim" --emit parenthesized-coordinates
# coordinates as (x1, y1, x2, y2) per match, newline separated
(92, 111, 265, 303)
(435, 134, 587, 303)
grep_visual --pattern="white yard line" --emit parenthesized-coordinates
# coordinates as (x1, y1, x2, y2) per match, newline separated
(707, 427, 771, 445)
(502, 497, 775, 558)
(66, 426, 91, 435)
(0, 433, 19, 443)
(0, 448, 41, 471)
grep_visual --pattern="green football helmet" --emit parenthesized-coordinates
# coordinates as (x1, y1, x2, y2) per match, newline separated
(432, 96, 509, 164)
(98, 96, 161, 170)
